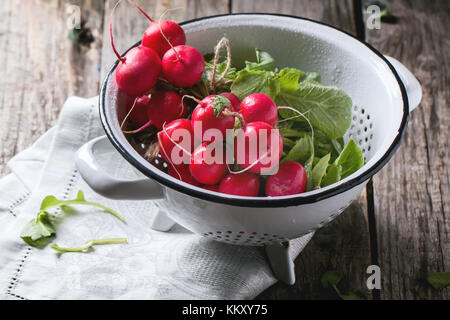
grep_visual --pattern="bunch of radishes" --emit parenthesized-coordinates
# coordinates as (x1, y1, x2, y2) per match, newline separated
(112, 1, 308, 197)
(155, 92, 307, 197)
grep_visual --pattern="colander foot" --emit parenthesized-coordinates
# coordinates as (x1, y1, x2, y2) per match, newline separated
(265, 241, 295, 285)
(151, 209, 176, 232)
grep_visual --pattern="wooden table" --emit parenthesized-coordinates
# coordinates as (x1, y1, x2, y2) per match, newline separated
(0, 0, 448, 300)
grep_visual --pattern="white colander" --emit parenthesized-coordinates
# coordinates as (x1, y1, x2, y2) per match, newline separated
(76, 14, 422, 283)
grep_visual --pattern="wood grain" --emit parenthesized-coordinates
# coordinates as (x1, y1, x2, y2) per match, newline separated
(365, 0, 449, 299)
(231, 0, 373, 300)
(0, 0, 104, 175)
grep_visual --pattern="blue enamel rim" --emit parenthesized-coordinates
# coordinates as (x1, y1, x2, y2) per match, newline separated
(99, 13, 409, 208)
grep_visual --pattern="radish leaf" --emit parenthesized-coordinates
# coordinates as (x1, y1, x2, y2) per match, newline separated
(427, 272, 450, 290)
(336, 140, 364, 179)
(51, 238, 127, 253)
(20, 190, 125, 248)
(211, 95, 231, 118)
(245, 48, 275, 71)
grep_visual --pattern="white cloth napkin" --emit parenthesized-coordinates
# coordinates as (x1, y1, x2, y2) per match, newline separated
(0, 97, 313, 300)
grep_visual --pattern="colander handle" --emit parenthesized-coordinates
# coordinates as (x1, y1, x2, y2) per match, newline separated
(385, 56, 422, 112)
(76, 136, 164, 200)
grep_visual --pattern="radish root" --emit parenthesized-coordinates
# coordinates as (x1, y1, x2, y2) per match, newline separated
(277, 106, 315, 141)
(110, 0, 126, 63)
(161, 122, 192, 157)
(222, 109, 245, 127)
(145, 140, 160, 161)
(120, 97, 138, 130)
(158, 7, 183, 61)
(127, 0, 154, 22)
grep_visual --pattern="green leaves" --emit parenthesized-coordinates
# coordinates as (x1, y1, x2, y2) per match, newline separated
(427, 272, 450, 290)
(20, 211, 56, 248)
(211, 95, 231, 117)
(321, 270, 367, 300)
(276, 81, 352, 140)
(283, 134, 313, 164)
(51, 238, 127, 253)
(231, 69, 279, 100)
(231, 51, 352, 140)
(245, 48, 275, 71)
(336, 140, 365, 179)
(20, 190, 125, 248)
(321, 163, 342, 188)
(311, 154, 331, 189)
(230, 48, 363, 190)
(319, 140, 364, 188)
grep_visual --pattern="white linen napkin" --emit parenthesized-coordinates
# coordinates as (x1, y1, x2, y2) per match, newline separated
(0, 97, 313, 300)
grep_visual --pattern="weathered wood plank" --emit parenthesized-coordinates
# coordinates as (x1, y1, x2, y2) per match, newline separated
(100, 0, 230, 81)
(365, 0, 449, 299)
(232, 0, 356, 34)
(0, 0, 104, 176)
(231, 0, 373, 299)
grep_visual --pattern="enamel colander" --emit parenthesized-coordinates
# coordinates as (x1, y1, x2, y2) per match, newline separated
(77, 14, 421, 252)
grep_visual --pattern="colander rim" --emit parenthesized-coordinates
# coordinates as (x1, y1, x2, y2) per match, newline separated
(99, 13, 409, 208)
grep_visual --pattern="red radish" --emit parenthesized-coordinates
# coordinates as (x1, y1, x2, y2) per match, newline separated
(219, 173, 260, 197)
(265, 161, 307, 196)
(219, 92, 240, 112)
(162, 45, 205, 88)
(143, 21, 186, 57)
(146, 90, 184, 130)
(190, 143, 227, 185)
(114, 46, 161, 97)
(234, 121, 283, 174)
(191, 95, 235, 143)
(110, 3, 161, 97)
(158, 119, 193, 166)
(168, 164, 200, 187)
(240, 93, 278, 126)
(128, 95, 150, 128)
(202, 184, 220, 192)
(124, 90, 184, 133)
(127, 0, 186, 57)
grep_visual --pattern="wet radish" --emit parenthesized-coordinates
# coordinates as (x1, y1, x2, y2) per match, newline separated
(219, 173, 260, 197)
(124, 90, 184, 133)
(240, 93, 278, 126)
(158, 119, 193, 166)
(168, 164, 200, 187)
(190, 143, 227, 185)
(147, 90, 184, 130)
(110, 3, 161, 97)
(143, 20, 186, 57)
(265, 161, 307, 196)
(234, 121, 283, 174)
(128, 95, 150, 128)
(191, 95, 235, 143)
(162, 45, 205, 88)
(127, 0, 186, 57)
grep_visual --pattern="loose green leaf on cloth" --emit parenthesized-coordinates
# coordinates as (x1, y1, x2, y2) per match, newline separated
(20, 211, 56, 248)
(51, 238, 128, 253)
(20, 190, 125, 248)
